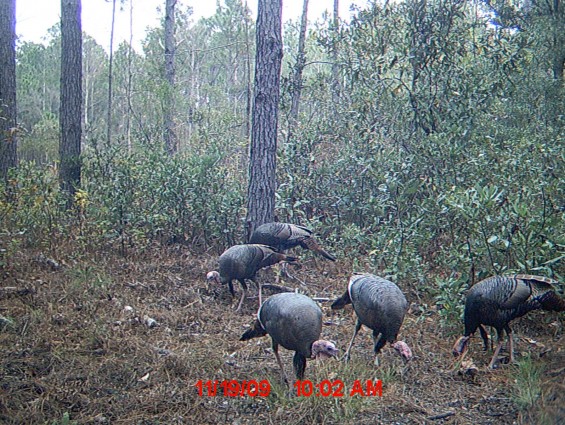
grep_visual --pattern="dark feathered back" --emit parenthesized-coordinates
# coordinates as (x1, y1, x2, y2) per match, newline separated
(240, 292, 324, 379)
(258, 292, 323, 356)
(346, 273, 408, 343)
(463, 274, 565, 337)
(218, 244, 296, 283)
(250, 222, 336, 261)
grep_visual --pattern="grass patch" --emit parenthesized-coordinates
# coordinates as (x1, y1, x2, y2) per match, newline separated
(510, 355, 544, 410)
(263, 358, 401, 424)
(66, 264, 113, 291)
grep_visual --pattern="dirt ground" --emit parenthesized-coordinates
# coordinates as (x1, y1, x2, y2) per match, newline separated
(1, 245, 563, 424)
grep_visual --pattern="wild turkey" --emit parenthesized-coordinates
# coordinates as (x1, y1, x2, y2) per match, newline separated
(453, 274, 565, 368)
(206, 244, 298, 311)
(240, 292, 338, 382)
(331, 273, 412, 365)
(249, 222, 336, 261)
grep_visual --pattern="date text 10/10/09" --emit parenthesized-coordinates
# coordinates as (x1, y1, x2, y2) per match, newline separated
(195, 379, 382, 398)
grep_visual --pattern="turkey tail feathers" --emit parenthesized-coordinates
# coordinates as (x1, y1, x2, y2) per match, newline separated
(284, 255, 299, 263)
(240, 321, 268, 341)
(331, 290, 351, 310)
(302, 237, 336, 261)
(539, 291, 565, 312)
(515, 274, 558, 286)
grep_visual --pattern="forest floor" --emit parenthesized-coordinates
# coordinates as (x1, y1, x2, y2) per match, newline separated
(1, 244, 564, 424)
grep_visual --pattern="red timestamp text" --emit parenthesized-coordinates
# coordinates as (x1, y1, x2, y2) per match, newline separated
(195, 379, 271, 397)
(293, 379, 382, 397)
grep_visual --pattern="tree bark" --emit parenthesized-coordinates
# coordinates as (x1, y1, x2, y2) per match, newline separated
(550, 0, 564, 82)
(59, 0, 82, 198)
(106, 0, 116, 148)
(0, 0, 18, 182)
(126, 0, 134, 152)
(246, 0, 283, 240)
(289, 0, 309, 122)
(331, 0, 341, 107)
(164, 0, 177, 155)
(244, 0, 252, 139)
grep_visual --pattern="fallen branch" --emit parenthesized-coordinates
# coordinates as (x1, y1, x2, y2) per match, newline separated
(0, 286, 34, 297)
(262, 284, 295, 293)
(548, 366, 565, 377)
(427, 411, 455, 420)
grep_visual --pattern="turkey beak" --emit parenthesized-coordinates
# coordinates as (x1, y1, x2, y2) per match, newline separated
(324, 341, 339, 358)
(312, 340, 339, 359)
(392, 341, 412, 361)
(328, 345, 339, 358)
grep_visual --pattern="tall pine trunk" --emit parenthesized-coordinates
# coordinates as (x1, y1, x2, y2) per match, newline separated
(164, 0, 177, 155)
(289, 0, 309, 123)
(246, 0, 283, 239)
(126, 0, 134, 152)
(106, 0, 116, 148)
(59, 0, 82, 199)
(0, 0, 18, 182)
(331, 0, 340, 107)
(550, 0, 564, 82)
(244, 0, 252, 139)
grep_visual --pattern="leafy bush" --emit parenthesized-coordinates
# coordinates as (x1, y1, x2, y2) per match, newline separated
(1, 140, 247, 257)
(81, 143, 246, 253)
(432, 275, 468, 329)
(0, 161, 66, 251)
(18, 115, 59, 164)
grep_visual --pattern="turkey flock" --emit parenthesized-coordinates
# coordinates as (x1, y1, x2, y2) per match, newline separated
(207, 222, 565, 383)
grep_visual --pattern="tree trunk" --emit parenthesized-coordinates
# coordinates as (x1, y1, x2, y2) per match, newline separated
(0, 0, 18, 182)
(331, 0, 341, 107)
(551, 0, 564, 82)
(244, 0, 252, 139)
(408, 0, 431, 136)
(246, 0, 283, 240)
(164, 0, 177, 155)
(188, 46, 195, 140)
(106, 0, 116, 148)
(289, 0, 309, 122)
(126, 0, 134, 152)
(59, 0, 82, 198)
